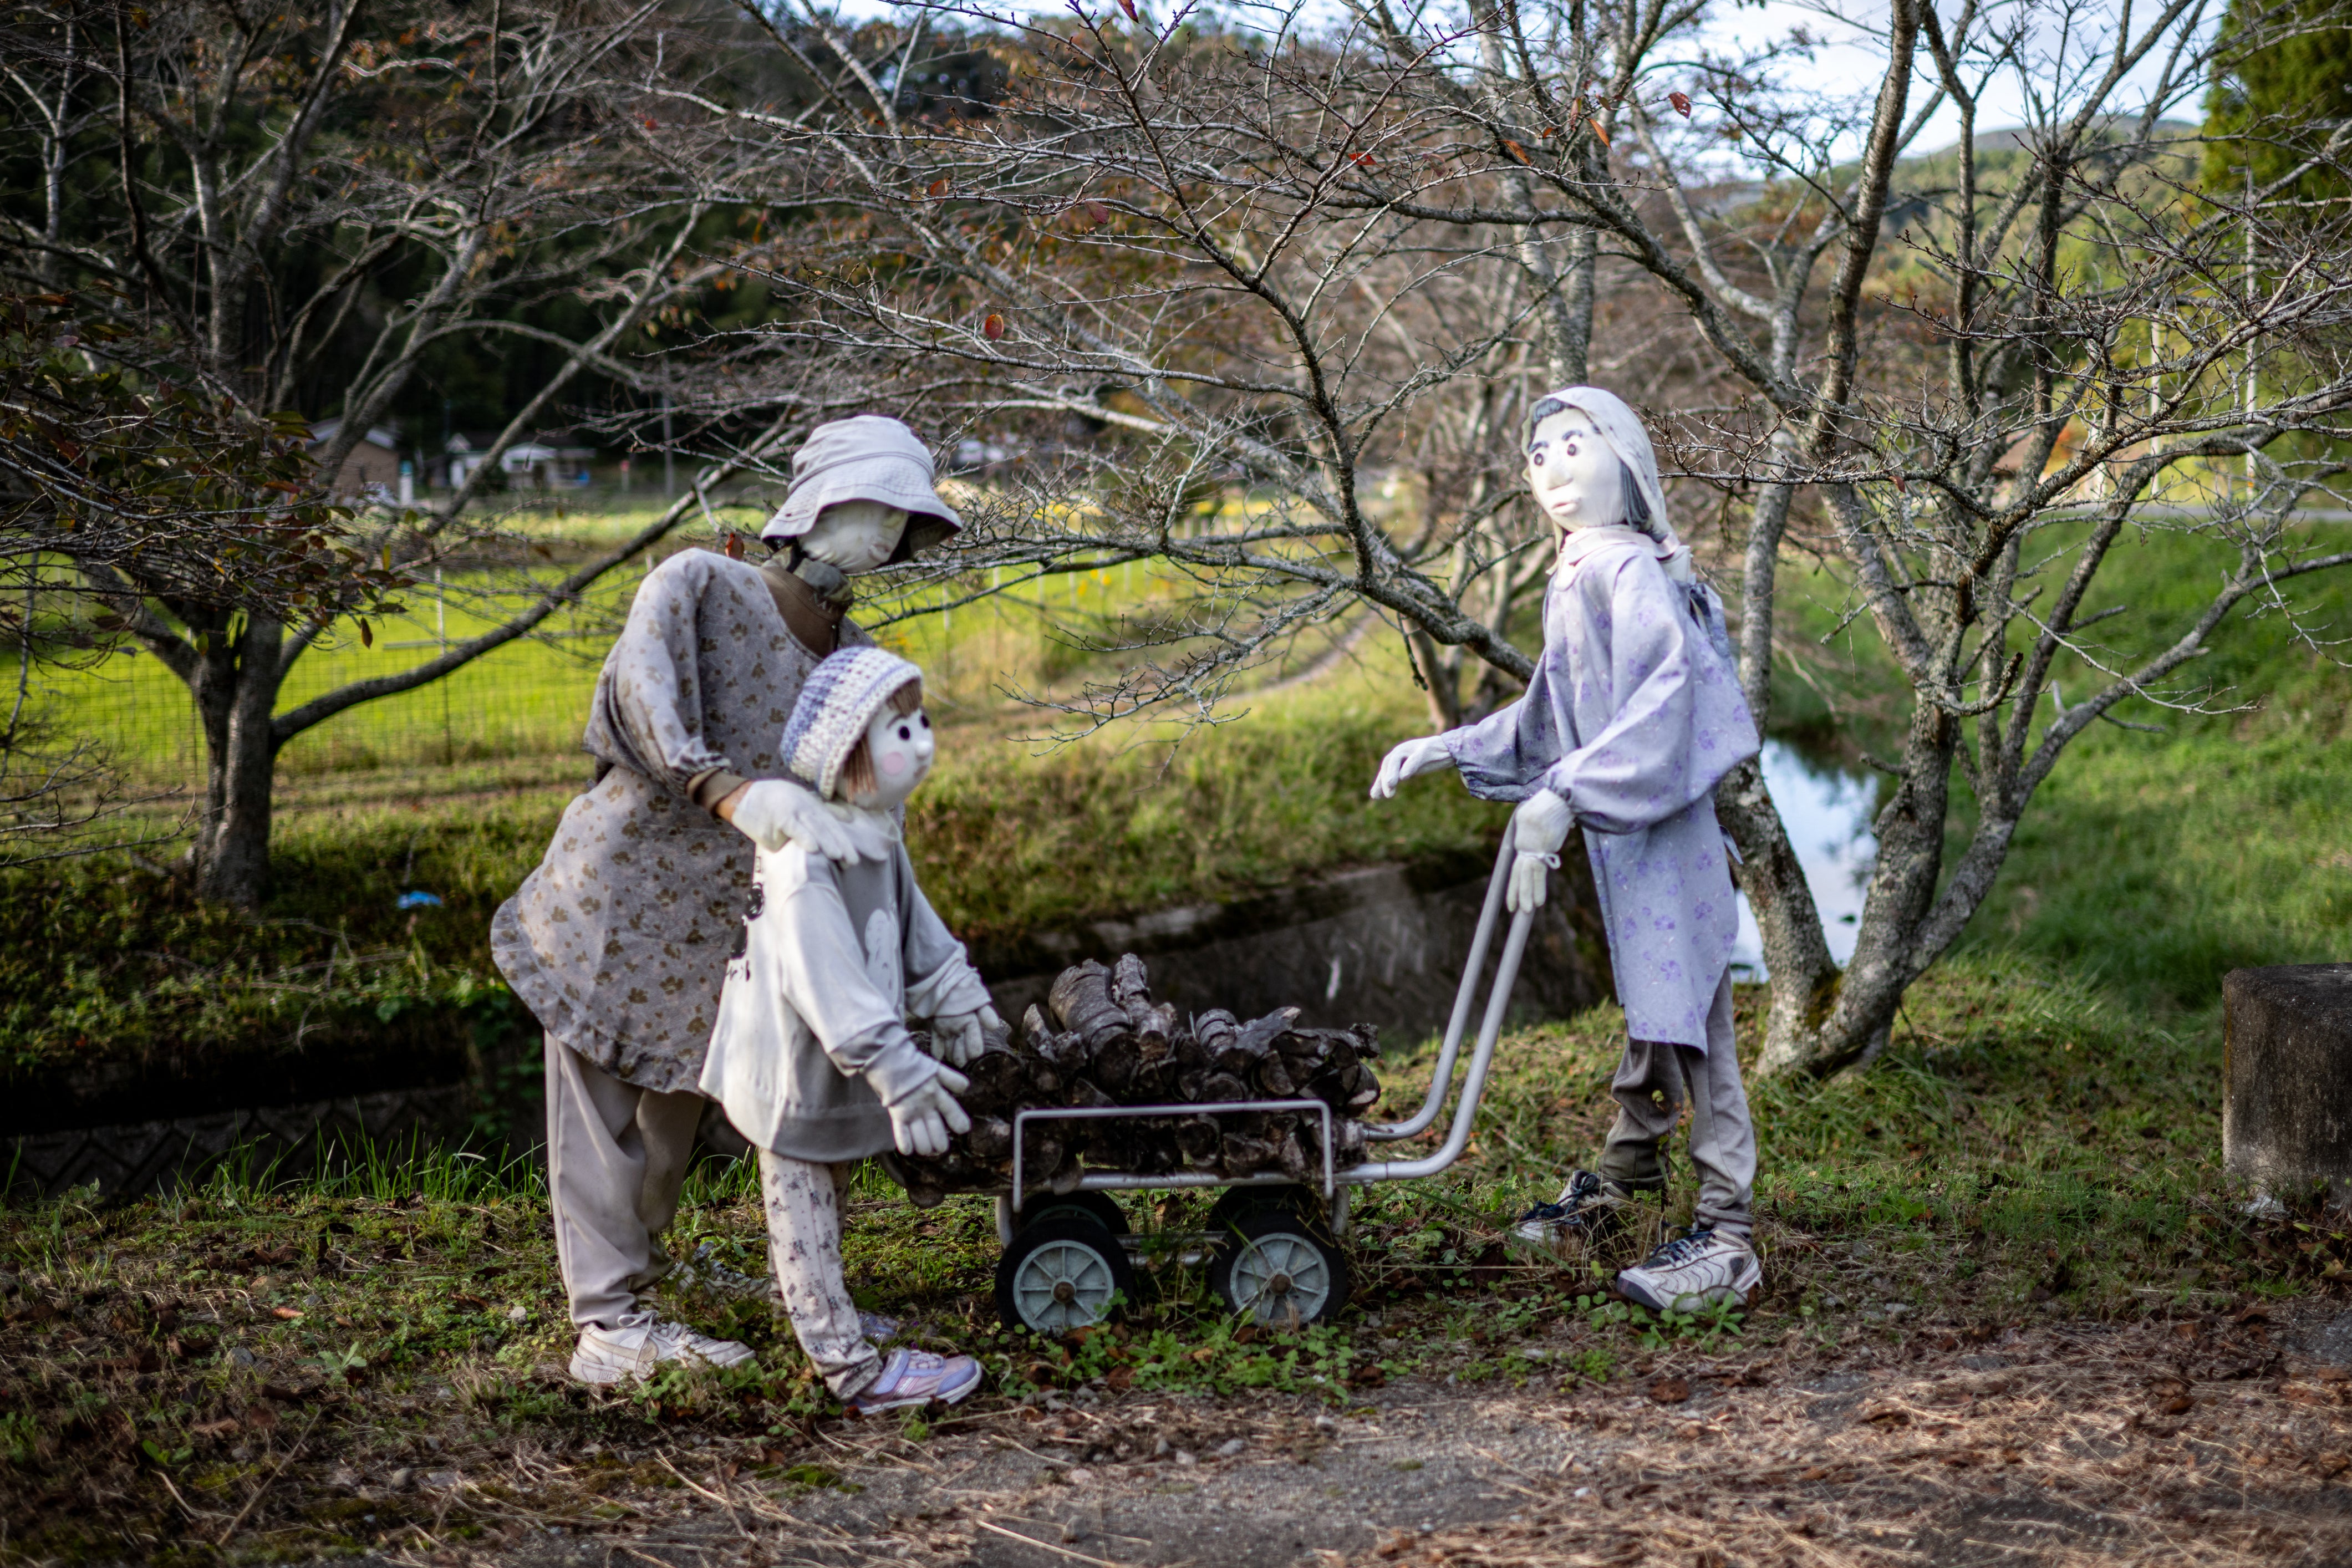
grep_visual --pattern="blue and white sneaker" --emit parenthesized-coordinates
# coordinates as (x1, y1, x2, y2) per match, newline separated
(1615, 1226, 1760, 1312)
(1511, 1170, 1644, 1254)
(842, 1348, 984, 1414)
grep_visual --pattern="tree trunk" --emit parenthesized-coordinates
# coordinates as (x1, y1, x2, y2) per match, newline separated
(189, 618, 286, 907)
(1753, 697, 1957, 1079)
(1716, 757, 1840, 1071)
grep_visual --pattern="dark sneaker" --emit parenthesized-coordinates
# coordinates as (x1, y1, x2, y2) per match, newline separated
(1511, 1170, 1645, 1255)
(1615, 1226, 1761, 1312)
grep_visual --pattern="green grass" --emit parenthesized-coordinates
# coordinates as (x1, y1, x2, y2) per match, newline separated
(6, 954, 2340, 1562)
(1766, 515, 2352, 1014)
(0, 655, 1501, 1078)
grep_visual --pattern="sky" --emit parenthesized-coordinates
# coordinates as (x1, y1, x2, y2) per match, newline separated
(819, 0, 2219, 160)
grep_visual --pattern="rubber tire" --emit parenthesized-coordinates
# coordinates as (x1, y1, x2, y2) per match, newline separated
(995, 1216, 1141, 1334)
(1019, 1191, 1130, 1235)
(1209, 1208, 1351, 1328)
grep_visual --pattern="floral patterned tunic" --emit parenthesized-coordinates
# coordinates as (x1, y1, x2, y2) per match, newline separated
(1444, 528, 1760, 1048)
(491, 549, 867, 1092)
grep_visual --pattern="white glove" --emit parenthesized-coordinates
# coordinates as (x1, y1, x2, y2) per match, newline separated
(887, 1062, 972, 1158)
(1506, 788, 1574, 914)
(1370, 734, 1456, 800)
(728, 778, 862, 862)
(933, 1004, 1004, 1067)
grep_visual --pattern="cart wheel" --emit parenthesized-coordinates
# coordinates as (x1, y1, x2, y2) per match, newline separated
(1206, 1184, 1317, 1232)
(995, 1216, 1139, 1334)
(1209, 1209, 1350, 1328)
(1020, 1192, 1129, 1234)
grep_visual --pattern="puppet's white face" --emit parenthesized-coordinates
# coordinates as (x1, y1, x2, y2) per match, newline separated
(803, 500, 909, 573)
(850, 702, 934, 811)
(1525, 409, 1625, 532)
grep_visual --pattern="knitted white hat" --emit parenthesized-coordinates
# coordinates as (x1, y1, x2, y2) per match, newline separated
(781, 646, 925, 800)
(760, 415, 961, 563)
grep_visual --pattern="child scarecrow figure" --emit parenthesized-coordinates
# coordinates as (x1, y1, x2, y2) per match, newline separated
(492, 416, 976, 1384)
(1370, 386, 1766, 1310)
(699, 648, 992, 1413)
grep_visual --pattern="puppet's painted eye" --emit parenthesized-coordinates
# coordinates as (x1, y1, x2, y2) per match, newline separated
(1530, 451, 1545, 466)
(1563, 440, 1580, 457)
(897, 724, 912, 740)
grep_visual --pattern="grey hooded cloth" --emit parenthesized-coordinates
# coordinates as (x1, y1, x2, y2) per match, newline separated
(1443, 386, 1760, 1049)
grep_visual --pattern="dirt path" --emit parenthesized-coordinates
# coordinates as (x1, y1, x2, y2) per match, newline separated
(326, 1304, 2352, 1568)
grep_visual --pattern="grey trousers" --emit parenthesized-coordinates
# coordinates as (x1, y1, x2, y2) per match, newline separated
(1594, 973, 1757, 1236)
(757, 1151, 884, 1399)
(544, 1036, 706, 1329)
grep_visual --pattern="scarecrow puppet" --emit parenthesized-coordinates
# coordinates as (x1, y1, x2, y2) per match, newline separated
(491, 416, 980, 1384)
(699, 646, 991, 1414)
(1371, 386, 1766, 1310)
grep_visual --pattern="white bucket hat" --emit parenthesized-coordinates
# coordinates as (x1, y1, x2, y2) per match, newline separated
(760, 415, 962, 564)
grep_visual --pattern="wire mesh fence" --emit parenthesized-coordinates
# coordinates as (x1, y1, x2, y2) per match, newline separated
(36, 576, 628, 794)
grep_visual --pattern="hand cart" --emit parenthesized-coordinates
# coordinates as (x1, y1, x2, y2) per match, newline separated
(982, 828, 1536, 1332)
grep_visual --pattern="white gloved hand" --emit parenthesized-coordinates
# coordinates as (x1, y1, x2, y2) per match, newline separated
(1506, 788, 1574, 914)
(932, 1004, 1004, 1067)
(1370, 734, 1456, 800)
(887, 1062, 973, 1158)
(728, 778, 862, 862)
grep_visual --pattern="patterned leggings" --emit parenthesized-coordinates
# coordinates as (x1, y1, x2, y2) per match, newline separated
(756, 1151, 883, 1398)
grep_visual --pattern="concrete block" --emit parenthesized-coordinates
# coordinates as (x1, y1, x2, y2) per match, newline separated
(2224, 964, 2352, 1202)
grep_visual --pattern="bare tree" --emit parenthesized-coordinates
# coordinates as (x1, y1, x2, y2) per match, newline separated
(0, 0, 846, 903)
(0, 287, 396, 862)
(695, 0, 2352, 1076)
(1340, 0, 2352, 1073)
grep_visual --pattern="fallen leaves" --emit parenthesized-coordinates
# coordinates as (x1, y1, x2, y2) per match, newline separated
(1647, 1375, 1690, 1404)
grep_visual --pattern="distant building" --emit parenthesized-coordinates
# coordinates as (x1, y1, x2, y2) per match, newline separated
(308, 419, 401, 500)
(445, 432, 488, 490)
(501, 436, 600, 488)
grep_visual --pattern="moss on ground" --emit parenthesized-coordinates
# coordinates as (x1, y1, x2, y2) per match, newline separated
(5, 959, 2344, 1562)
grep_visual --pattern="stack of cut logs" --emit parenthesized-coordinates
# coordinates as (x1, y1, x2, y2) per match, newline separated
(894, 953, 1382, 1207)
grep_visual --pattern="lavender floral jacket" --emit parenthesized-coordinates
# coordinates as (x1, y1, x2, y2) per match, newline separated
(1445, 528, 1759, 1048)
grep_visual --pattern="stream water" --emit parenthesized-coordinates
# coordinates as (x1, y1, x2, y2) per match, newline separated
(1728, 740, 1880, 981)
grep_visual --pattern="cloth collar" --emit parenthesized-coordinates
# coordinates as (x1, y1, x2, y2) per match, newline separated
(759, 556, 845, 658)
(1555, 524, 1697, 585)
(820, 800, 901, 862)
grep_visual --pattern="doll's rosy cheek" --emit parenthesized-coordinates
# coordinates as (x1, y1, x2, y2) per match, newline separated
(880, 749, 909, 777)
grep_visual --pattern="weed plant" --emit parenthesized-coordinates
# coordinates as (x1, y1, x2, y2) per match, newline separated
(10, 957, 2346, 1561)
(0, 667, 1500, 1078)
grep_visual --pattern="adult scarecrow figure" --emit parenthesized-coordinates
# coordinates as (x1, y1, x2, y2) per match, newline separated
(492, 415, 970, 1384)
(1370, 386, 1767, 1311)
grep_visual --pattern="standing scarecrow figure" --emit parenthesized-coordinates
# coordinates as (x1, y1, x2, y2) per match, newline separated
(492, 416, 984, 1384)
(699, 648, 992, 1414)
(1370, 386, 1766, 1310)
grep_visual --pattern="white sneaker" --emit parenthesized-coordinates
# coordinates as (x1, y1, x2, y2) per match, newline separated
(842, 1347, 984, 1414)
(569, 1312, 756, 1386)
(1614, 1226, 1761, 1312)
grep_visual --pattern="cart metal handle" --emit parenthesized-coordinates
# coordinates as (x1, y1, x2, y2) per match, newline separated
(1343, 826, 1536, 1185)
(1365, 821, 1518, 1143)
